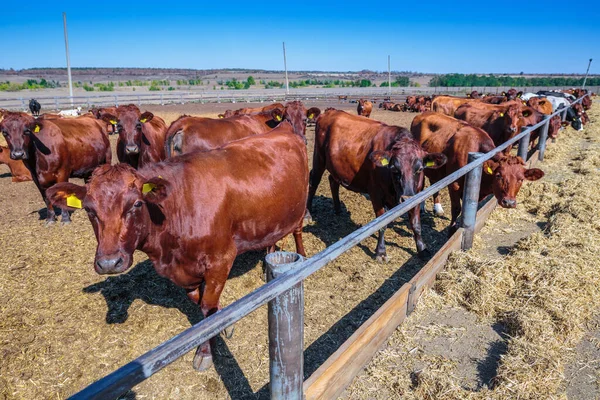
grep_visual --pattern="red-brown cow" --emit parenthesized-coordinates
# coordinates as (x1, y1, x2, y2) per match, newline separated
(526, 97, 553, 115)
(0, 112, 111, 224)
(431, 96, 478, 116)
(0, 145, 32, 182)
(230, 103, 285, 116)
(411, 112, 544, 231)
(307, 110, 446, 261)
(102, 108, 168, 169)
(91, 104, 140, 135)
(47, 122, 308, 371)
(467, 90, 481, 99)
(454, 101, 525, 149)
(357, 99, 373, 118)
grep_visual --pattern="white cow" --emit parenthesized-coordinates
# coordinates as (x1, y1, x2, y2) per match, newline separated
(58, 106, 83, 117)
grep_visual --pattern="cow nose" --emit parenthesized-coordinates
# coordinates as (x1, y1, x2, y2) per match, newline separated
(95, 255, 124, 274)
(125, 145, 139, 154)
(10, 150, 25, 160)
(500, 198, 516, 208)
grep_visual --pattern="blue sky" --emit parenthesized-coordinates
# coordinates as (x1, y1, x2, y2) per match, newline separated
(1, 1, 598, 73)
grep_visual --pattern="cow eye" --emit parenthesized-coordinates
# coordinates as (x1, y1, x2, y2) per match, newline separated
(133, 200, 143, 208)
(136, 123, 142, 129)
(2, 131, 8, 137)
(415, 166, 424, 174)
(496, 174, 503, 180)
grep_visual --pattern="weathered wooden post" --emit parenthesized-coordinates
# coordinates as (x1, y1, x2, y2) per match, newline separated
(461, 152, 484, 250)
(517, 127, 531, 161)
(538, 115, 551, 161)
(265, 251, 304, 400)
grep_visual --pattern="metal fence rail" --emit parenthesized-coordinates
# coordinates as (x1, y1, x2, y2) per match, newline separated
(69, 96, 587, 399)
(1, 86, 597, 111)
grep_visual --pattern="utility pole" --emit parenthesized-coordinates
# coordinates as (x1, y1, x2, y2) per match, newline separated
(582, 58, 593, 89)
(63, 12, 74, 106)
(388, 55, 391, 98)
(283, 42, 289, 95)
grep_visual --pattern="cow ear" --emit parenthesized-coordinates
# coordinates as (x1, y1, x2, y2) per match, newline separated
(307, 107, 321, 120)
(47, 182, 87, 210)
(483, 160, 499, 175)
(142, 176, 170, 203)
(26, 121, 42, 134)
(218, 114, 225, 118)
(423, 153, 447, 169)
(370, 150, 392, 167)
(522, 109, 532, 117)
(517, 91, 523, 98)
(524, 168, 544, 181)
(561, 121, 570, 127)
(102, 113, 118, 125)
(271, 108, 284, 122)
(139, 111, 154, 123)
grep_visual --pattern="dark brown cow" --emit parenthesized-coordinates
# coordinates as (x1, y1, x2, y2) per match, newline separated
(46, 122, 308, 371)
(467, 90, 481, 99)
(380, 101, 395, 110)
(411, 112, 544, 231)
(102, 108, 168, 169)
(0, 145, 32, 182)
(0, 112, 111, 224)
(572, 103, 589, 125)
(454, 101, 524, 150)
(307, 110, 446, 261)
(357, 99, 373, 118)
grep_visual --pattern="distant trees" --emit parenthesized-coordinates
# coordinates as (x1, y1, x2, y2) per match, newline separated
(429, 73, 600, 87)
(380, 76, 410, 87)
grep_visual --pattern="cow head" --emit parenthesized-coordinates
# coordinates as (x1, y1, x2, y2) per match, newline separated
(0, 112, 37, 160)
(483, 155, 544, 208)
(273, 101, 320, 136)
(566, 107, 583, 131)
(497, 104, 521, 135)
(105, 108, 145, 155)
(370, 137, 447, 202)
(46, 164, 170, 275)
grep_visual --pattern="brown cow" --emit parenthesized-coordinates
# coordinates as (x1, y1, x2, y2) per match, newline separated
(454, 101, 524, 150)
(411, 112, 544, 231)
(431, 95, 478, 116)
(307, 110, 446, 261)
(526, 97, 553, 115)
(46, 122, 308, 371)
(0, 145, 32, 182)
(357, 99, 373, 118)
(0, 112, 111, 224)
(380, 101, 395, 110)
(102, 109, 168, 168)
(467, 91, 481, 99)
(91, 104, 140, 135)
(230, 103, 285, 116)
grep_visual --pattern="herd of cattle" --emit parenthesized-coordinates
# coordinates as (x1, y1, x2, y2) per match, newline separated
(0, 87, 592, 371)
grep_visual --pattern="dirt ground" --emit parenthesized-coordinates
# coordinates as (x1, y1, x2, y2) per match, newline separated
(0, 102, 456, 399)
(344, 103, 600, 399)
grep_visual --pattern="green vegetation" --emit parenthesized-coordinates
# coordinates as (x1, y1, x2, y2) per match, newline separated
(380, 76, 410, 87)
(429, 73, 600, 87)
(0, 79, 60, 91)
(94, 82, 115, 91)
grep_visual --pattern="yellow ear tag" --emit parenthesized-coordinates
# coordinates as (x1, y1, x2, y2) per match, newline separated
(308, 114, 314, 119)
(34, 125, 40, 133)
(110, 119, 117, 125)
(425, 160, 435, 167)
(486, 166, 494, 175)
(275, 115, 282, 121)
(499, 113, 504, 117)
(140, 118, 147, 123)
(380, 158, 389, 166)
(142, 183, 156, 194)
(66, 194, 82, 209)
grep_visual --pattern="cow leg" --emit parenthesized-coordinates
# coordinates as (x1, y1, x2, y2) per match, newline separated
(192, 262, 233, 371)
(293, 219, 307, 257)
(372, 203, 388, 263)
(328, 175, 342, 214)
(307, 163, 326, 213)
(408, 205, 427, 256)
(448, 186, 463, 236)
(186, 287, 215, 370)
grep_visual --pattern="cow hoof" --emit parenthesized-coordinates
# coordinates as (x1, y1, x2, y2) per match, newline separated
(222, 325, 235, 339)
(61, 220, 71, 226)
(375, 254, 388, 264)
(303, 212, 313, 226)
(433, 204, 444, 216)
(192, 350, 213, 372)
(45, 220, 56, 227)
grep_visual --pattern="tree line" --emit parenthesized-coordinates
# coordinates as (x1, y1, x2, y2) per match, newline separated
(429, 73, 600, 87)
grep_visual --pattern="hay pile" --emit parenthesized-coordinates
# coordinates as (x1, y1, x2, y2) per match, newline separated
(346, 103, 600, 399)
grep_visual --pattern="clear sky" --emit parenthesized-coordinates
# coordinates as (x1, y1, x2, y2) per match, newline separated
(1, 1, 598, 74)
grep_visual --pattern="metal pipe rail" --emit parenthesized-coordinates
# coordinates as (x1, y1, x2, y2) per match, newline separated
(69, 95, 587, 400)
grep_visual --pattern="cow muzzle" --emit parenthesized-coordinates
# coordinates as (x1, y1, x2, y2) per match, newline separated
(500, 198, 517, 208)
(95, 253, 126, 274)
(10, 150, 26, 160)
(125, 145, 139, 154)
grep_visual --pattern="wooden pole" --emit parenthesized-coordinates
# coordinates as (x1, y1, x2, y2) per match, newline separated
(283, 42, 290, 96)
(461, 152, 484, 250)
(266, 252, 304, 400)
(62, 12, 74, 107)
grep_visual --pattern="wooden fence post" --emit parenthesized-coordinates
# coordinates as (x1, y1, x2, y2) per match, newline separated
(266, 251, 304, 400)
(461, 152, 484, 250)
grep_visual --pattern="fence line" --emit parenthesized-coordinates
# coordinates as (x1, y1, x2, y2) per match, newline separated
(69, 96, 586, 399)
(1, 86, 597, 111)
